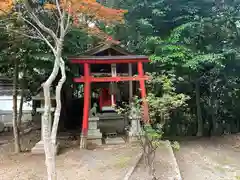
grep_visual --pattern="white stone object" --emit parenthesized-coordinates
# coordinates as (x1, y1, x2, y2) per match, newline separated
(128, 104, 142, 137)
(31, 140, 59, 155)
(31, 140, 44, 154)
(31, 107, 55, 155)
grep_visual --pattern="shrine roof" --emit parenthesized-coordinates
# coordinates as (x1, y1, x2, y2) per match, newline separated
(68, 43, 149, 64)
(81, 43, 132, 56)
(69, 55, 148, 60)
(69, 55, 149, 64)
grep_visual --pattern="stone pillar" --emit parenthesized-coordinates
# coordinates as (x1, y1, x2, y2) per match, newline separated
(87, 116, 102, 146)
(31, 113, 45, 154)
(128, 116, 142, 142)
(127, 104, 142, 142)
(31, 109, 56, 155)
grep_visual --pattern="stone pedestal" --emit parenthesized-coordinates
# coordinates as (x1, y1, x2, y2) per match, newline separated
(31, 140, 45, 154)
(87, 116, 102, 146)
(31, 140, 60, 155)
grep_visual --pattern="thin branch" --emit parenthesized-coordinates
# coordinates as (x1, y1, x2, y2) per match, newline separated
(55, 0, 62, 18)
(53, 10, 60, 35)
(20, 16, 57, 55)
(24, 0, 58, 42)
(50, 10, 60, 34)
(6, 29, 43, 40)
(59, 11, 66, 40)
(56, 19, 60, 36)
(64, 11, 71, 35)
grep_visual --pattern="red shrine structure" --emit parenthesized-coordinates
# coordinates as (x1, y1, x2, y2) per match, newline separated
(69, 43, 150, 146)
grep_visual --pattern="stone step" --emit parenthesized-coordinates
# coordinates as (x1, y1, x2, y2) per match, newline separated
(105, 137, 126, 145)
(87, 138, 102, 146)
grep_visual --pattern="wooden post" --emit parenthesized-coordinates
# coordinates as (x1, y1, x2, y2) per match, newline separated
(111, 63, 117, 106)
(80, 63, 90, 148)
(128, 63, 133, 102)
(137, 62, 149, 123)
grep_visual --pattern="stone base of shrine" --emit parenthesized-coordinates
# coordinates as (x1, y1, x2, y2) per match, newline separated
(87, 138, 102, 146)
(31, 141, 44, 154)
(105, 137, 126, 145)
(31, 140, 60, 155)
(88, 129, 102, 137)
(87, 131, 103, 147)
(87, 116, 103, 147)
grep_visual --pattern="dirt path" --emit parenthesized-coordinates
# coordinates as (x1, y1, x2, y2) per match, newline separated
(0, 131, 142, 180)
(130, 141, 180, 180)
(0, 145, 141, 180)
(175, 136, 240, 180)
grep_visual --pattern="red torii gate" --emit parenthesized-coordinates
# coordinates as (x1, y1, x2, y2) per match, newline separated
(69, 55, 150, 144)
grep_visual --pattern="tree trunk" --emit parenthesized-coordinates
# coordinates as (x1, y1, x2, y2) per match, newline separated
(209, 84, 216, 136)
(51, 58, 66, 144)
(195, 80, 203, 137)
(18, 89, 24, 130)
(12, 58, 21, 153)
(42, 59, 59, 180)
(42, 46, 66, 180)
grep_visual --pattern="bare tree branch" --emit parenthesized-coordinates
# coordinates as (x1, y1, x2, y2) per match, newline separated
(56, 19, 60, 36)
(20, 16, 57, 55)
(24, 0, 58, 42)
(64, 11, 71, 35)
(60, 11, 66, 38)
(52, 10, 60, 35)
(55, 0, 62, 18)
(6, 29, 43, 40)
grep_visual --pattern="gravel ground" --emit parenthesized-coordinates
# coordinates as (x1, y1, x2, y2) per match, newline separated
(0, 131, 141, 180)
(175, 135, 240, 180)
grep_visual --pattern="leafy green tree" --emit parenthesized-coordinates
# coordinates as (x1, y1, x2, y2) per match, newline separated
(114, 0, 240, 136)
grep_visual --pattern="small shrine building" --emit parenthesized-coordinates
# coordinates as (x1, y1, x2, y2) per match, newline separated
(69, 43, 150, 147)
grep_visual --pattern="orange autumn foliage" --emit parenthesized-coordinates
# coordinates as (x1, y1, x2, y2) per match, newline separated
(44, 0, 127, 24)
(45, 0, 127, 42)
(0, 0, 13, 14)
(0, 0, 126, 25)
